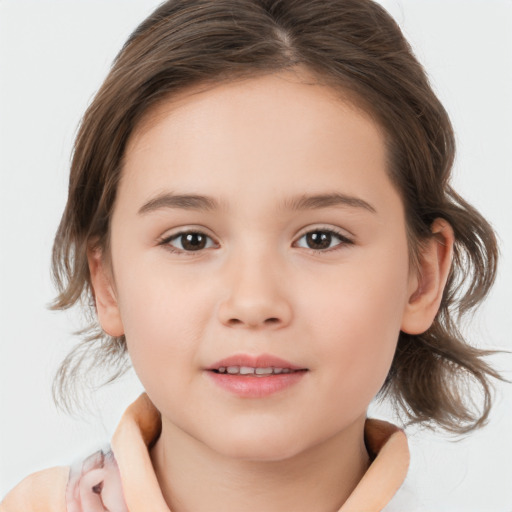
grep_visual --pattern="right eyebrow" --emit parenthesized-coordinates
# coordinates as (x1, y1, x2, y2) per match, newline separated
(138, 193, 220, 215)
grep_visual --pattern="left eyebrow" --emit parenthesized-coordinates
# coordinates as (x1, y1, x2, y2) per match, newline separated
(280, 192, 377, 214)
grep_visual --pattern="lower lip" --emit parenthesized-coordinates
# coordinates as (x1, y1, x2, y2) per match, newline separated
(206, 371, 307, 398)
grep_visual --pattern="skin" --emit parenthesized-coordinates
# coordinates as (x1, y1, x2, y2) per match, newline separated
(89, 68, 453, 511)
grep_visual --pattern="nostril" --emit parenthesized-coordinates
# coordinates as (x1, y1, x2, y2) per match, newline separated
(227, 317, 280, 327)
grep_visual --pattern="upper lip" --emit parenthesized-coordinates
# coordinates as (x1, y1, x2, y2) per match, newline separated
(206, 353, 306, 371)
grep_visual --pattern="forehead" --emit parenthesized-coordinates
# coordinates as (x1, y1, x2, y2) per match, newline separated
(119, 70, 398, 219)
(129, 67, 375, 147)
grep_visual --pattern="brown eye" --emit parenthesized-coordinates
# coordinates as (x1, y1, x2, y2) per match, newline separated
(296, 229, 352, 252)
(163, 231, 216, 253)
(180, 233, 207, 251)
(306, 231, 332, 250)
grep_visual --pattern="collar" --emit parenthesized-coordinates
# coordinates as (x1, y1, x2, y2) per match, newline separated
(111, 393, 409, 512)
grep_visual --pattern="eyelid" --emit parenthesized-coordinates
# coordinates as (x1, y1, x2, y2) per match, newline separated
(158, 227, 219, 255)
(293, 226, 354, 252)
(295, 224, 354, 241)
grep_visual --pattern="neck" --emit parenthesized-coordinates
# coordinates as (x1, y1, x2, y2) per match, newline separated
(150, 416, 370, 512)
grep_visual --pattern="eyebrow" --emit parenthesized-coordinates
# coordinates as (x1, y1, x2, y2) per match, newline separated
(138, 193, 219, 214)
(138, 191, 376, 215)
(281, 192, 376, 214)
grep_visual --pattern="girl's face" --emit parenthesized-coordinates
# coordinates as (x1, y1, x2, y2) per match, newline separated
(99, 70, 420, 460)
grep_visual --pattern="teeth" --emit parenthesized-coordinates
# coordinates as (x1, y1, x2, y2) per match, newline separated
(216, 366, 296, 376)
(255, 367, 273, 375)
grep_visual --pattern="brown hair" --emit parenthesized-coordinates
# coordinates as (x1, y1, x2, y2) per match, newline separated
(52, 0, 504, 432)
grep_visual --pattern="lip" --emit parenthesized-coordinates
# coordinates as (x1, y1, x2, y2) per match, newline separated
(206, 353, 305, 371)
(205, 353, 308, 398)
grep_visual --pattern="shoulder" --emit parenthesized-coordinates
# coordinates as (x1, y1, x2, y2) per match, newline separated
(0, 466, 69, 512)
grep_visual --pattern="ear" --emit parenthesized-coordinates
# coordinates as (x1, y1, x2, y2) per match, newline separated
(401, 218, 454, 335)
(87, 248, 124, 337)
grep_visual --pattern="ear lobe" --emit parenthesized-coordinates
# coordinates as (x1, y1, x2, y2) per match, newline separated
(401, 218, 454, 335)
(87, 248, 124, 337)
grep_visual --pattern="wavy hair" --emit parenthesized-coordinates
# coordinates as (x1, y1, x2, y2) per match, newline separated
(51, 0, 504, 432)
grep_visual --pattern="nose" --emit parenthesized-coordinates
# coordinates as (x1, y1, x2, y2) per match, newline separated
(217, 252, 293, 330)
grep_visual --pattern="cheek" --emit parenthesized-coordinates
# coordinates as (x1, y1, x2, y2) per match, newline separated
(113, 261, 212, 381)
(302, 248, 410, 404)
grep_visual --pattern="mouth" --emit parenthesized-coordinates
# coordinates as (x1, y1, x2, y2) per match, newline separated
(205, 354, 308, 397)
(206, 353, 307, 374)
(212, 366, 305, 376)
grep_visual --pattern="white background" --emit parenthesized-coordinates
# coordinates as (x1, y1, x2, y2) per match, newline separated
(1, 0, 511, 509)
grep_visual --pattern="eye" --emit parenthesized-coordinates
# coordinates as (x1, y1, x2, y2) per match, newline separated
(160, 230, 217, 254)
(295, 228, 353, 252)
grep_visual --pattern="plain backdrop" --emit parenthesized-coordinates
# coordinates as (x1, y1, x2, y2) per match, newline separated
(1, 0, 511, 509)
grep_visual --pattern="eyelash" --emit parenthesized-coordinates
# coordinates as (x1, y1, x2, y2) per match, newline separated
(158, 228, 353, 256)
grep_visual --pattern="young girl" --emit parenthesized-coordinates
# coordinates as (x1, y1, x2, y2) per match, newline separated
(1, 0, 509, 510)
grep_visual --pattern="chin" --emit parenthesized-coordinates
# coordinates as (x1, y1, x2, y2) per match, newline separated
(205, 426, 312, 463)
